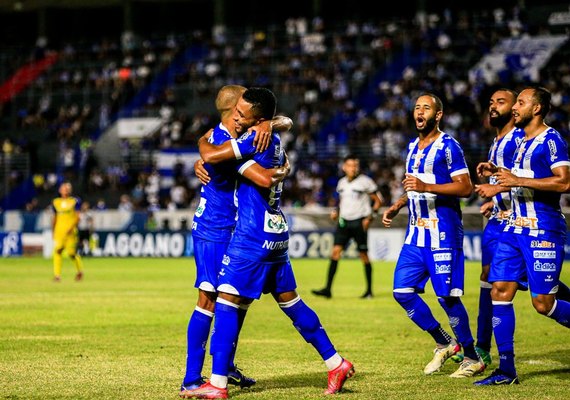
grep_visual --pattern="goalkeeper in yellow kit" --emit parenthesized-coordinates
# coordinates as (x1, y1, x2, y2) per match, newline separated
(52, 182, 84, 282)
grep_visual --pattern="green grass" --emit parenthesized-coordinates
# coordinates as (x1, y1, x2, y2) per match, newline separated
(1, 257, 569, 400)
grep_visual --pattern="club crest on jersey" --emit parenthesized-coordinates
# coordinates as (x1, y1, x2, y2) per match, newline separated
(264, 211, 288, 233)
(515, 144, 525, 163)
(413, 152, 424, 167)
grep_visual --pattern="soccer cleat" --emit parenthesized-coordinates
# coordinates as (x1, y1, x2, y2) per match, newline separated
(53, 276, 61, 283)
(449, 357, 486, 378)
(180, 382, 228, 399)
(324, 358, 355, 395)
(179, 377, 207, 397)
(312, 288, 332, 299)
(228, 365, 256, 388)
(75, 271, 84, 281)
(451, 346, 492, 367)
(423, 340, 461, 375)
(474, 369, 520, 386)
(360, 291, 373, 299)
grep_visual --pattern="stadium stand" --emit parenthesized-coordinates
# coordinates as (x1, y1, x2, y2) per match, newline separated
(1, 1, 569, 225)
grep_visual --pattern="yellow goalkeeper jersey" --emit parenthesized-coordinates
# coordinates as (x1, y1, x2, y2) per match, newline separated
(52, 196, 81, 235)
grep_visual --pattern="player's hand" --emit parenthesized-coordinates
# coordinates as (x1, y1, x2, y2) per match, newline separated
(480, 201, 494, 219)
(494, 169, 519, 187)
(362, 216, 371, 230)
(476, 161, 497, 178)
(382, 206, 399, 228)
(474, 183, 501, 198)
(403, 173, 427, 192)
(194, 158, 210, 185)
(251, 120, 272, 152)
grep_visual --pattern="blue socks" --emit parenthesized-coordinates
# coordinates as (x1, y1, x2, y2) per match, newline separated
(476, 283, 493, 352)
(547, 299, 570, 328)
(210, 299, 240, 378)
(279, 297, 336, 360)
(183, 307, 213, 385)
(492, 301, 516, 377)
(393, 291, 440, 332)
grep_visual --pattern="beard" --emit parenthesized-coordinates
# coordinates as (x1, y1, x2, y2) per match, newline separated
(514, 113, 532, 129)
(416, 117, 437, 134)
(489, 112, 512, 128)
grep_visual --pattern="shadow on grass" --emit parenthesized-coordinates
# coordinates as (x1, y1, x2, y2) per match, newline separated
(520, 367, 570, 382)
(228, 371, 363, 397)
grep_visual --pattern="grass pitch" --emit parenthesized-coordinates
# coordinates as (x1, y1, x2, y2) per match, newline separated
(1, 256, 569, 400)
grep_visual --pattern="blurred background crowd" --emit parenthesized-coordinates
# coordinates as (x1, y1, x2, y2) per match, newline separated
(1, 0, 570, 217)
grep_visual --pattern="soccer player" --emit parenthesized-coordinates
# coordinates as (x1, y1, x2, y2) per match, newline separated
(382, 92, 485, 378)
(51, 182, 84, 282)
(456, 88, 570, 368)
(474, 86, 570, 385)
(183, 87, 354, 399)
(180, 85, 292, 396)
(312, 154, 382, 299)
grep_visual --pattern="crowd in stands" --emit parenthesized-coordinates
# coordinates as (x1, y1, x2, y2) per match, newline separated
(2, 5, 570, 215)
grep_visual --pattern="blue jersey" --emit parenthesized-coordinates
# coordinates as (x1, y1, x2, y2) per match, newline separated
(487, 128, 523, 222)
(404, 132, 470, 249)
(225, 130, 289, 263)
(505, 127, 570, 241)
(192, 123, 238, 242)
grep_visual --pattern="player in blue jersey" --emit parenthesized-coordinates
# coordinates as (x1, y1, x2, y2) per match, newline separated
(180, 85, 293, 397)
(474, 86, 570, 386)
(183, 87, 354, 399)
(454, 88, 570, 369)
(382, 92, 485, 378)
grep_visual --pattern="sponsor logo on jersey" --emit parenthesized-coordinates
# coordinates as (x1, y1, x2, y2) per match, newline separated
(222, 255, 230, 265)
(262, 239, 289, 250)
(548, 139, 558, 162)
(531, 240, 555, 248)
(410, 217, 439, 229)
(533, 250, 556, 259)
(508, 216, 538, 229)
(435, 264, 451, 274)
(533, 260, 556, 272)
(195, 197, 207, 217)
(433, 252, 452, 261)
(264, 211, 288, 233)
(445, 147, 452, 166)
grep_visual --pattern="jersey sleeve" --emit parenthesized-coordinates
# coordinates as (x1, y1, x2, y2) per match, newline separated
(230, 130, 257, 160)
(446, 139, 470, 177)
(546, 132, 570, 170)
(364, 176, 378, 193)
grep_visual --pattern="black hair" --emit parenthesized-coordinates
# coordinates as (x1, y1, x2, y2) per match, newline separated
(525, 85, 551, 118)
(242, 87, 277, 120)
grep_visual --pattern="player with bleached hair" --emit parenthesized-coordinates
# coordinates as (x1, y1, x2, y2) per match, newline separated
(183, 87, 354, 399)
(180, 85, 292, 396)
